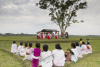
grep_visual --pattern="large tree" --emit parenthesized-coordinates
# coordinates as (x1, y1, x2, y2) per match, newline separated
(36, 0, 87, 34)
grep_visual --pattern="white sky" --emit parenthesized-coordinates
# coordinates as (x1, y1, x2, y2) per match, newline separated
(0, 0, 100, 35)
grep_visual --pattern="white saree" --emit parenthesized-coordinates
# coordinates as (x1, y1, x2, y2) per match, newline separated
(23, 53, 33, 61)
(76, 46, 83, 58)
(81, 45, 88, 55)
(87, 45, 92, 53)
(11, 44, 17, 53)
(39, 51, 53, 67)
(20, 47, 28, 56)
(71, 49, 78, 63)
(52, 49, 65, 66)
(16, 45, 24, 55)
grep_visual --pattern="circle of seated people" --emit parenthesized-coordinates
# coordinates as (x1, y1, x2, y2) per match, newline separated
(11, 38, 92, 67)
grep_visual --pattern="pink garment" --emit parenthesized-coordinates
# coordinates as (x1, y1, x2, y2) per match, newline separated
(32, 58, 39, 67)
(33, 48, 41, 57)
(32, 48, 41, 67)
(26, 48, 34, 54)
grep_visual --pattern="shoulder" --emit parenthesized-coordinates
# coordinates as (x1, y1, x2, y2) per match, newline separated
(60, 49, 64, 52)
(31, 48, 34, 50)
(52, 49, 56, 52)
(52, 49, 56, 53)
(47, 51, 52, 53)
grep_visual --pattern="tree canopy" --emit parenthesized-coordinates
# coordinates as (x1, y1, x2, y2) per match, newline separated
(36, 0, 87, 33)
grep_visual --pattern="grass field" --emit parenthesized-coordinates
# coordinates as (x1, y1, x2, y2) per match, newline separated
(0, 36, 100, 67)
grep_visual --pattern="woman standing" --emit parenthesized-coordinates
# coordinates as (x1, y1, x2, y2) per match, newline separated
(55, 32, 58, 39)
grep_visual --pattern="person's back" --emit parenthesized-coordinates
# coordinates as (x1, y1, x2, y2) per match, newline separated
(86, 42, 92, 53)
(86, 38, 90, 44)
(23, 43, 34, 61)
(16, 42, 24, 55)
(40, 51, 52, 60)
(81, 42, 88, 55)
(87, 45, 92, 53)
(26, 47, 34, 54)
(11, 41, 17, 53)
(52, 49, 65, 66)
(71, 43, 78, 63)
(79, 38, 82, 47)
(18, 45, 23, 52)
(52, 44, 65, 66)
(39, 45, 53, 67)
(20, 47, 27, 56)
(81, 45, 87, 50)
(76, 46, 83, 58)
(17, 42, 23, 52)
(33, 48, 41, 57)
(76, 46, 81, 54)
(20, 43, 28, 56)
(71, 49, 78, 63)
(32, 43, 41, 67)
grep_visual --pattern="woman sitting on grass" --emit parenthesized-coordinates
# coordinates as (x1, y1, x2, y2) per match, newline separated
(20, 43, 28, 57)
(86, 42, 92, 53)
(23, 42, 34, 61)
(86, 38, 90, 45)
(39, 44, 53, 67)
(71, 43, 78, 63)
(65, 49, 71, 62)
(11, 41, 18, 53)
(79, 38, 83, 47)
(16, 42, 24, 55)
(75, 42, 83, 58)
(32, 43, 41, 67)
(52, 44, 65, 67)
(81, 42, 88, 55)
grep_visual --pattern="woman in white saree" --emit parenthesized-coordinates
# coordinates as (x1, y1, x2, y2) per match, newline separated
(20, 43, 28, 56)
(23, 43, 34, 61)
(11, 41, 18, 53)
(81, 42, 88, 55)
(71, 43, 78, 63)
(39, 44, 53, 67)
(86, 42, 92, 53)
(52, 44, 65, 67)
(75, 42, 83, 58)
(16, 42, 24, 55)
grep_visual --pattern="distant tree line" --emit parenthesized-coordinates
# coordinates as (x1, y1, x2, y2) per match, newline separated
(0, 33, 99, 36)
(0, 33, 36, 36)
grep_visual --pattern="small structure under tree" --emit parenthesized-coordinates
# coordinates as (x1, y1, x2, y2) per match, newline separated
(41, 29, 59, 33)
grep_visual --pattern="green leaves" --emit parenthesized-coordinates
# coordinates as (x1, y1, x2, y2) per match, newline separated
(79, 1, 87, 9)
(50, 8, 54, 13)
(37, 0, 87, 33)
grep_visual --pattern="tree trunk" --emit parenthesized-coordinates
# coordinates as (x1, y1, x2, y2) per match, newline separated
(60, 28, 66, 38)
(61, 28, 65, 34)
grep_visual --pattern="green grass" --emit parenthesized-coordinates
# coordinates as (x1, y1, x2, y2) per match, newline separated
(0, 36, 100, 67)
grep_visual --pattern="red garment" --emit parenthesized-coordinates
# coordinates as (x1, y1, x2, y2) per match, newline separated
(55, 36, 57, 39)
(87, 46, 90, 49)
(37, 35, 38, 39)
(48, 35, 50, 39)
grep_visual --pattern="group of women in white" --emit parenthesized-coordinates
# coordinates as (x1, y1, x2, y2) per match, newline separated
(11, 38, 92, 67)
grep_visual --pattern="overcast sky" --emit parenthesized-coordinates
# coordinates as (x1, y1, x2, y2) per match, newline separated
(0, 0, 100, 35)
